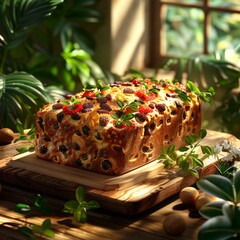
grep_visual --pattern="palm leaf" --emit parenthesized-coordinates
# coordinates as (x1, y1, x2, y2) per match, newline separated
(0, 72, 50, 130)
(0, 0, 63, 49)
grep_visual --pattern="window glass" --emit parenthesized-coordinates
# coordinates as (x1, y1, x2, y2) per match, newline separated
(162, 0, 202, 3)
(163, 6, 204, 56)
(209, 11, 240, 53)
(210, 0, 240, 8)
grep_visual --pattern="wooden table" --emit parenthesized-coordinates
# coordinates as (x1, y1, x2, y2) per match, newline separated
(0, 131, 239, 240)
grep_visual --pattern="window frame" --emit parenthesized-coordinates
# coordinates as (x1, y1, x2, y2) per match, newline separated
(149, 0, 240, 67)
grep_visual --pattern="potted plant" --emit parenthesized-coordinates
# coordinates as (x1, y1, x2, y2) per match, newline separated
(160, 47, 240, 138)
(0, 0, 114, 131)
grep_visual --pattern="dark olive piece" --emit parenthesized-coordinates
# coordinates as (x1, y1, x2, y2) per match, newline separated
(102, 149, 108, 158)
(43, 134, 51, 141)
(59, 144, 68, 153)
(82, 154, 88, 161)
(39, 146, 48, 154)
(156, 104, 165, 112)
(38, 118, 44, 131)
(82, 108, 92, 113)
(144, 125, 151, 136)
(75, 159, 83, 167)
(102, 159, 112, 171)
(83, 102, 94, 109)
(97, 109, 110, 114)
(121, 82, 132, 86)
(95, 132, 103, 140)
(150, 122, 156, 130)
(99, 116, 109, 126)
(75, 130, 82, 136)
(100, 103, 112, 112)
(82, 125, 90, 136)
(105, 94, 112, 101)
(73, 142, 80, 150)
(112, 146, 123, 152)
(148, 103, 155, 109)
(123, 88, 135, 93)
(71, 114, 81, 120)
(57, 112, 65, 122)
(116, 110, 124, 118)
(171, 110, 177, 115)
(142, 146, 151, 153)
(52, 103, 63, 109)
(97, 97, 107, 104)
(135, 113, 147, 122)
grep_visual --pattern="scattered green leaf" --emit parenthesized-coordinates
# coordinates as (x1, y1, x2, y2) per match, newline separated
(15, 203, 31, 213)
(63, 186, 100, 224)
(14, 123, 35, 153)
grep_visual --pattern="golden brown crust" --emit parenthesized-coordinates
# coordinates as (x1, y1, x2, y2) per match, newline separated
(35, 78, 201, 175)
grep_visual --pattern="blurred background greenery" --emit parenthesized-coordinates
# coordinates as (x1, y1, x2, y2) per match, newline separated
(0, 0, 239, 138)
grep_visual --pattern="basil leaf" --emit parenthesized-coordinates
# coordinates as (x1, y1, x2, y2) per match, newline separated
(116, 99, 124, 109)
(15, 203, 31, 213)
(199, 129, 207, 139)
(76, 187, 86, 202)
(122, 113, 134, 120)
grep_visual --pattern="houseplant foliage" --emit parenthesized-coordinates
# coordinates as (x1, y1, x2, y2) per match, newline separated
(2, 0, 114, 93)
(162, 47, 240, 137)
(0, 0, 64, 130)
(197, 170, 240, 239)
(0, 0, 113, 130)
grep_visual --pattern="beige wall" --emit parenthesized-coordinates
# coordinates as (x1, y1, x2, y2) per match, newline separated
(93, 0, 150, 76)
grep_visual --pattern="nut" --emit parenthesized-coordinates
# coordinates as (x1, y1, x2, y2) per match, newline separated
(163, 213, 186, 236)
(0, 128, 14, 145)
(179, 186, 199, 205)
(195, 192, 217, 210)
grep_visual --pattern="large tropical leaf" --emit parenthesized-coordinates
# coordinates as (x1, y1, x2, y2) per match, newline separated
(0, 0, 63, 49)
(0, 72, 50, 130)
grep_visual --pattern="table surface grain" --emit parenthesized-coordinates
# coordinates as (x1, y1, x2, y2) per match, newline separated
(0, 132, 228, 240)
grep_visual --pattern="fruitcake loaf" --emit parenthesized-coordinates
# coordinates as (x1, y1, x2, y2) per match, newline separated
(35, 78, 202, 175)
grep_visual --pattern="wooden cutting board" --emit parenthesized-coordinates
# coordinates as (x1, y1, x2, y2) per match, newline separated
(0, 130, 239, 215)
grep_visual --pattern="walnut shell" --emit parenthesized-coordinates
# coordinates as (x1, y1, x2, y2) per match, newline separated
(0, 128, 14, 145)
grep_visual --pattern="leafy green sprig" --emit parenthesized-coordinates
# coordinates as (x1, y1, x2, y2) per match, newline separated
(111, 100, 140, 127)
(15, 194, 52, 214)
(175, 81, 215, 104)
(158, 129, 215, 178)
(84, 79, 110, 93)
(15, 194, 54, 239)
(197, 170, 240, 240)
(187, 81, 215, 104)
(19, 219, 55, 239)
(175, 88, 192, 102)
(60, 95, 80, 106)
(63, 186, 100, 223)
(14, 123, 35, 153)
(215, 161, 237, 180)
(116, 99, 140, 112)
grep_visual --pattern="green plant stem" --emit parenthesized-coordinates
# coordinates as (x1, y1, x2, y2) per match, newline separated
(0, 48, 8, 74)
(182, 141, 200, 165)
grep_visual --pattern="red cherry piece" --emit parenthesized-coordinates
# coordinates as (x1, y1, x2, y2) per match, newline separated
(144, 78, 151, 84)
(132, 78, 140, 85)
(63, 104, 83, 115)
(135, 90, 157, 101)
(82, 91, 96, 98)
(139, 105, 153, 114)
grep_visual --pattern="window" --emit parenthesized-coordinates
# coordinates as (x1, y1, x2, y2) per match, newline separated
(149, 0, 240, 67)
